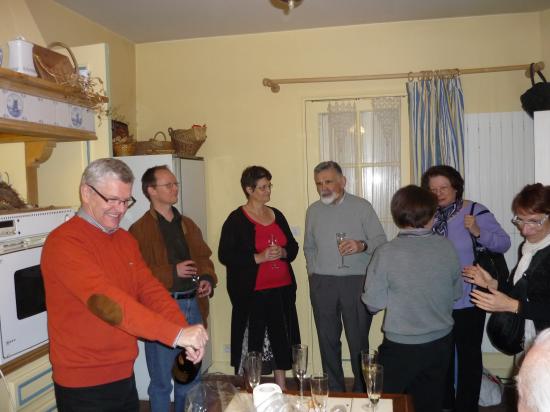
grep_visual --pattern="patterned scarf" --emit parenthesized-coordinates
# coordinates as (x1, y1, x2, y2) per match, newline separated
(432, 199, 463, 237)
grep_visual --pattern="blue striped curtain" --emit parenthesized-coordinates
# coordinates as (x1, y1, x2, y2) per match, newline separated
(407, 76, 465, 183)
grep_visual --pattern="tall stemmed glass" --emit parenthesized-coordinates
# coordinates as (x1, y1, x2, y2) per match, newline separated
(310, 372, 329, 412)
(268, 234, 279, 269)
(245, 351, 262, 391)
(336, 232, 350, 269)
(365, 364, 383, 411)
(292, 344, 308, 403)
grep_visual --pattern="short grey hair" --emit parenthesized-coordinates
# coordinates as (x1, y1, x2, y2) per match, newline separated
(517, 329, 550, 412)
(314, 161, 343, 176)
(81, 158, 134, 187)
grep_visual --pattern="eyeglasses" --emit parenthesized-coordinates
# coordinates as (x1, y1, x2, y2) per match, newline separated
(256, 183, 273, 192)
(152, 182, 180, 189)
(430, 186, 452, 195)
(511, 215, 549, 228)
(88, 185, 136, 209)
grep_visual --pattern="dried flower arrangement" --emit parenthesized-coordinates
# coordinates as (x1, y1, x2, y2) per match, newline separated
(60, 73, 110, 122)
(0, 181, 27, 210)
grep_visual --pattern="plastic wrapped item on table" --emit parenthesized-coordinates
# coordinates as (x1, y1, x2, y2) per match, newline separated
(185, 380, 253, 412)
(256, 393, 305, 412)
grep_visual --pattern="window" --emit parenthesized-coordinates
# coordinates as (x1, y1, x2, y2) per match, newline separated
(306, 96, 408, 239)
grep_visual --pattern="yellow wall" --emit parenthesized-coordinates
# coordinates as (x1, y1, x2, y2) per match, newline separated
(26, 0, 136, 135)
(136, 12, 543, 376)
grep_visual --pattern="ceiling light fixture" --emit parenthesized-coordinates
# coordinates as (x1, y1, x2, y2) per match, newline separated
(280, 0, 303, 12)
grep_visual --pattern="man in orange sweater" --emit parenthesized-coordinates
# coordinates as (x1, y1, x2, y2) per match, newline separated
(41, 158, 208, 411)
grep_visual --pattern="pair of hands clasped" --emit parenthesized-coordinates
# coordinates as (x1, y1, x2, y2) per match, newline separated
(463, 264, 519, 313)
(256, 244, 287, 263)
(176, 259, 211, 297)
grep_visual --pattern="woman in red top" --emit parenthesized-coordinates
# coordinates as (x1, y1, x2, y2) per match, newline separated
(219, 166, 300, 389)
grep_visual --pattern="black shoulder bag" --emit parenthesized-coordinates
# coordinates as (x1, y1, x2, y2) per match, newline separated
(520, 63, 550, 118)
(486, 274, 526, 355)
(468, 202, 509, 284)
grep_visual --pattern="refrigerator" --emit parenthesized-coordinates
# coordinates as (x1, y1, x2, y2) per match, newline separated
(117, 154, 211, 400)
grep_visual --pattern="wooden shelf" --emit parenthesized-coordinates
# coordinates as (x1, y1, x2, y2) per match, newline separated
(0, 67, 107, 109)
(0, 67, 108, 205)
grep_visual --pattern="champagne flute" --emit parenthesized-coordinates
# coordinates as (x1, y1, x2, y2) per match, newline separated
(365, 364, 383, 411)
(245, 351, 262, 391)
(310, 372, 329, 412)
(268, 234, 279, 269)
(336, 232, 349, 269)
(292, 344, 308, 403)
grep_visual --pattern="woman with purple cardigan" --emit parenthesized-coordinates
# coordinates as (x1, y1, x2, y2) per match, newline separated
(421, 165, 511, 412)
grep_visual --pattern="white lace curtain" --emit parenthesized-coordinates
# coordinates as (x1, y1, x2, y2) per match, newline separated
(313, 97, 402, 239)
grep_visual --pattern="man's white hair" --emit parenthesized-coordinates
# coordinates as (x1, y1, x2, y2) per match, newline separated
(517, 328, 550, 412)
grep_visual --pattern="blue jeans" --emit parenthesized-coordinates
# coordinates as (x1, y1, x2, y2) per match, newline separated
(145, 297, 202, 412)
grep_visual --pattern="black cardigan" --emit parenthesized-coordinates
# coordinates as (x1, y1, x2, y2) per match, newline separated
(218, 206, 299, 367)
(503, 243, 550, 332)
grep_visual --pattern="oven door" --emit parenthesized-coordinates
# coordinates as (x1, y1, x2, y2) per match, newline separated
(0, 246, 47, 363)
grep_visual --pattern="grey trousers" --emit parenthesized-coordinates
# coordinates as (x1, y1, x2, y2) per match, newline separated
(309, 274, 372, 392)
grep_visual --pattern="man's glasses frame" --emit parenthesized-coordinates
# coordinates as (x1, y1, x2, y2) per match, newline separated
(88, 184, 136, 209)
(151, 182, 180, 189)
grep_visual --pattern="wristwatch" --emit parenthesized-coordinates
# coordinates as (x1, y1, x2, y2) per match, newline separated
(358, 240, 367, 252)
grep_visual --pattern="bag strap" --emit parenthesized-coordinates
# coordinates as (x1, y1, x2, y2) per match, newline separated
(530, 62, 548, 85)
(469, 202, 481, 251)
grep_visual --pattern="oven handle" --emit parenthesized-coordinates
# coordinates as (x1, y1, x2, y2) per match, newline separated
(0, 240, 26, 253)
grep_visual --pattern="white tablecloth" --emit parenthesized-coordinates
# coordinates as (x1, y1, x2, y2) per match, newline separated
(226, 393, 393, 412)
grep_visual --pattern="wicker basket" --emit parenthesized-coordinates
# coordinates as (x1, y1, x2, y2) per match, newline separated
(135, 131, 175, 155)
(168, 126, 207, 157)
(113, 141, 137, 156)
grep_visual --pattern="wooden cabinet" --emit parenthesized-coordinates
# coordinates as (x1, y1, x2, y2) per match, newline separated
(0, 352, 56, 411)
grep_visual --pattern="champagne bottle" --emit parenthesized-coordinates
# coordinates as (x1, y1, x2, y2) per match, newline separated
(172, 350, 202, 384)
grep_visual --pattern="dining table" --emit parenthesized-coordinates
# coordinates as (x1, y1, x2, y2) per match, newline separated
(226, 389, 415, 412)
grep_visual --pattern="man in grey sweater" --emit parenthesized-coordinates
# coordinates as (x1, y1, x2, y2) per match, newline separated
(304, 161, 387, 392)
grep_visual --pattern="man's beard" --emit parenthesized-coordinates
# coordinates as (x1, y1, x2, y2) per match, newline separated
(320, 191, 337, 205)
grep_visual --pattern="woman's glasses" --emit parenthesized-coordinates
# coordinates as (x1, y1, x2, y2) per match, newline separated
(511, 215, 549, 228)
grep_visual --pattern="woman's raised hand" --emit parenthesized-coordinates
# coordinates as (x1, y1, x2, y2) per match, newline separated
(463, 264, 498, 290)
(464, 214, 481, 237)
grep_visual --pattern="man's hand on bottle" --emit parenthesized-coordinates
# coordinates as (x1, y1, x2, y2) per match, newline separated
(177, 324, 208, 355)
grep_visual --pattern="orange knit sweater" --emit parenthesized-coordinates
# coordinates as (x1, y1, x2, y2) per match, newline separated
(41, 216, 187, 387)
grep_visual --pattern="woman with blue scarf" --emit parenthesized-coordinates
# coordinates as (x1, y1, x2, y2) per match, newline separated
(421, 165, 510, 412)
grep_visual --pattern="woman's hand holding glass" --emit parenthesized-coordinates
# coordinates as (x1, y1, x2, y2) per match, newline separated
(463, 264, 498, 290)
(255, 242, 284, 264)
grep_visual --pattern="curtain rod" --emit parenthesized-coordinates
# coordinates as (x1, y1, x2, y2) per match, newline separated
(262, 61, 545, 93)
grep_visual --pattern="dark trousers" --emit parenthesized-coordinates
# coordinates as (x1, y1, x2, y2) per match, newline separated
(54, 375, 139, 412)
(309, 274, 372, 392)
(444, 307, 486, 412)
(379, 333, 452, 412)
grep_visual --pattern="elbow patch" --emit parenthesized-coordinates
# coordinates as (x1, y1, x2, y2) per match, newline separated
(87, 294, 123, 326)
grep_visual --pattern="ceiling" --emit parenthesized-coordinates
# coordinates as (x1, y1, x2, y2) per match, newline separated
(53, 0, 550, 44)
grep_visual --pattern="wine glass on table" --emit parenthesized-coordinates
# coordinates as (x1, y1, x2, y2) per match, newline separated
(245, 351, 262, 391)
(365, 364, 383, 411)
(292, 344, 308, 404)
(268, 234, 279, 269)
(336, 232, 350, 269)
(310, 372, 329, 412)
